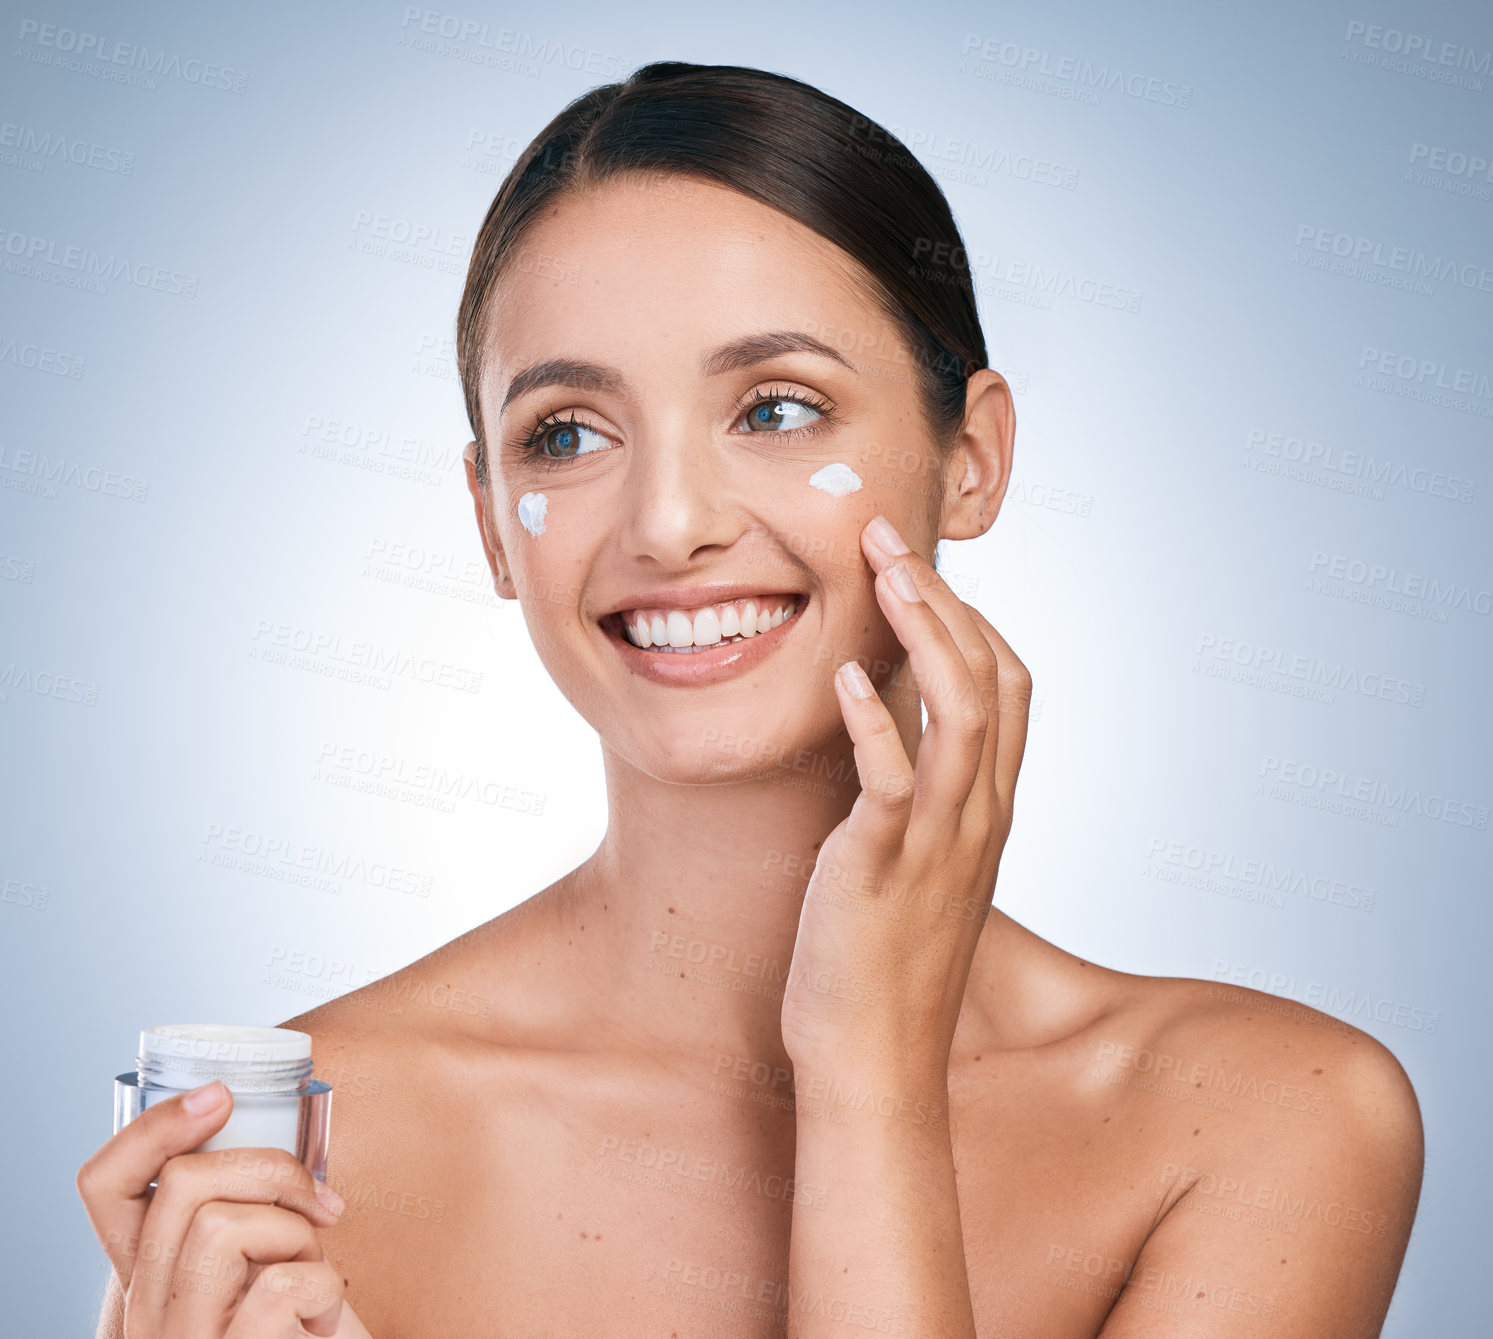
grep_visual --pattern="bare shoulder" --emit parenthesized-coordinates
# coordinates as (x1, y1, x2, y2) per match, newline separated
(1087, 970, 1424, 1335)
(264, 901, 552, 1323)
(1150, 974, 1422, 1158)
(1091, 969, 1424, 1182)
(272, 894, 553, 1140)
(276, 887, 552, 1046)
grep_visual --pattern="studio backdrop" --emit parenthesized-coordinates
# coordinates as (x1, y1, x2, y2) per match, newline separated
(1, 0, 1488, 1333)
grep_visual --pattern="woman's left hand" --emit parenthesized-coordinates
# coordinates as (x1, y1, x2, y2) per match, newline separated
(780, 512, 1032, 1078)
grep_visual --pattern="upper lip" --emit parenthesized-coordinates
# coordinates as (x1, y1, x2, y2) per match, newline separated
(598, 583, 807, 620)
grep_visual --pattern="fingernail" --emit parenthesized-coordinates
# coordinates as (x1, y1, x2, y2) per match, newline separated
(314, 1180, 346, 1215)
(886, 562, 921, 602)
(837, 659, 874, 699)
(866, 514, 910, 556)
(182, 1080, 227, 1115)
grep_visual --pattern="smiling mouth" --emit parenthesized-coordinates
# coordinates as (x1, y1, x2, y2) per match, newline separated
(600, 593, 808, 654)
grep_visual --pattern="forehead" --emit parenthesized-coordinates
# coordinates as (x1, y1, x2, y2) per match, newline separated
(481, 175, 894, 396)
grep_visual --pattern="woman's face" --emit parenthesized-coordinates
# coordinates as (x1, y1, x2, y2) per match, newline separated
(467, 173, 970, 783)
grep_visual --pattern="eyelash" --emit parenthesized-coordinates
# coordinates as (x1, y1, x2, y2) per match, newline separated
(508, 384, 835, 468)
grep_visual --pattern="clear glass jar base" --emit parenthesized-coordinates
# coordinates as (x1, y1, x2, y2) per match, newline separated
(114, 1073, 332, 1184)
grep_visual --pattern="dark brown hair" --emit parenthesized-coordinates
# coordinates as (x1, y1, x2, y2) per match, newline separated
(457, 60, 988, 490)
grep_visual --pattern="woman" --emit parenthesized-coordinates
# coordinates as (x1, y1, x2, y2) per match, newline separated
(79, 61, 1423, 1337)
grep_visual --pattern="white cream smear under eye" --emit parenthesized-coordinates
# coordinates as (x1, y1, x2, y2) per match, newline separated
(808, 462, 862, 497)
(518, 491, 548, 536)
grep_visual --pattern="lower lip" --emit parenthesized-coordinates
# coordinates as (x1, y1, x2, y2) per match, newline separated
(602, 599, 809, 687)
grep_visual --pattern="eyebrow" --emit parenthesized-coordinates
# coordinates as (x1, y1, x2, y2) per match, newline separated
(499, 329, 857, 415)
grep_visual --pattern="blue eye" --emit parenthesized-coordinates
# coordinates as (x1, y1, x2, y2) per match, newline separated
(522, 414, 613, 462)
(741, 394, 826, 434)
(511, 386, 834, 470)
(740, 397, 824, 432)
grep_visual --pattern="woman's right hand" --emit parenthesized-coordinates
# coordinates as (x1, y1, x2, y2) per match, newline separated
(76, 1079, 370, 1337)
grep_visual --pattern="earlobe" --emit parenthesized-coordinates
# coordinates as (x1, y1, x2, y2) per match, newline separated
(940, 369, 1014, 544)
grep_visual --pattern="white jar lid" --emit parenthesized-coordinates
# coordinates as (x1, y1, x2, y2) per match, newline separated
(141, 1024, 312, 1066)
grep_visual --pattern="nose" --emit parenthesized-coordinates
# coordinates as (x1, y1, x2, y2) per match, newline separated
(616, 414, 745, 567)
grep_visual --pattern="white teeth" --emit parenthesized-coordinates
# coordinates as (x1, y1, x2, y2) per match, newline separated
(693, 606, 722, 647)
(617, 596, 801, 651)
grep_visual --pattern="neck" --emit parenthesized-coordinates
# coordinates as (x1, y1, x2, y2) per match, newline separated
(516, 697, 1095, 1071)
(554, 718, 879, 1063)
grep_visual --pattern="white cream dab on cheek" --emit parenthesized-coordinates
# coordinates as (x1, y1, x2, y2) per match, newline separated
(517, 491, 548, 536)
(808, 462, 862, 497)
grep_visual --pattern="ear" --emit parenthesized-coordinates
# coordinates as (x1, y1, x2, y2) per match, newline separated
(463, 441, 517, 600)
(939, 368, 1014, 543)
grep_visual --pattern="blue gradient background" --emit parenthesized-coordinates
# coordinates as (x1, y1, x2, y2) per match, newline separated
(2, 0, 1489, 1331)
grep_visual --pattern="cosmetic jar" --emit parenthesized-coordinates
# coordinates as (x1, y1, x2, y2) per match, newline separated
(114, 1024, 333, 1182)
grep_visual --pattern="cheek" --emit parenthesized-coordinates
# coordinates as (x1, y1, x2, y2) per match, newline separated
(517, 491, 548, 536)
(806, 462, 863, 497)
(795, 462, 869, 591)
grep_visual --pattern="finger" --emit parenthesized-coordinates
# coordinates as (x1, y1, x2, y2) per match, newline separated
(227, 1257, 345, 1338)
(859, 521, 990, 817)
(865, 524, 1007, 812)
(830, 658, 916, 875)
(863, 517, 1029, 843)
(75, 1080, 235, 1285)
(861, 519, 1002, 706)
(132, 1145, 342, 1321)
(960, 604, 1033, 828)
(144, 1200, 323, 1336)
